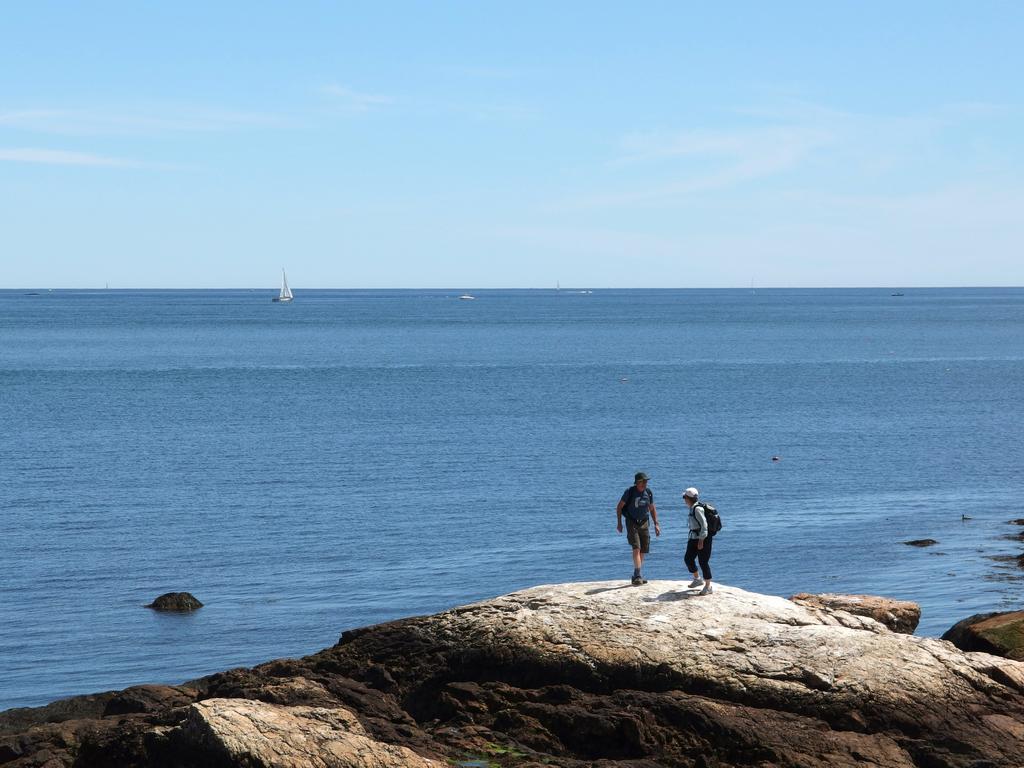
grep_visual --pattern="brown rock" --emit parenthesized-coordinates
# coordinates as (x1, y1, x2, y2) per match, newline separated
(942, 611, 1024, 661)
(790, 593, 921, 634)
(146, 592, 203, 611)
(903, 538, 938, 547)
(0, 694, 114, 738)
(103, 685, 197, 716)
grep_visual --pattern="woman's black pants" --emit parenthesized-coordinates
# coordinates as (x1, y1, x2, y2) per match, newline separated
(684, 537, 713, 579)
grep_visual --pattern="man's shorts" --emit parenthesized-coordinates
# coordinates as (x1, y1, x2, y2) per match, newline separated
(625, 518, 650, 553)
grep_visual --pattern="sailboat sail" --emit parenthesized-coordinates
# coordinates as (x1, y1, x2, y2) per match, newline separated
(273, 269, 294, 302)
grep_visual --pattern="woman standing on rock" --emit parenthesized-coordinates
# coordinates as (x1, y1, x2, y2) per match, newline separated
(683, 487, 713, 595)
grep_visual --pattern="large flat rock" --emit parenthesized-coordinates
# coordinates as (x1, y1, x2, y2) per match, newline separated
(3, 581, 1024, 767)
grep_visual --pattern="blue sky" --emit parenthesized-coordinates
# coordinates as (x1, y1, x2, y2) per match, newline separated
(2, 2, 1022, 288)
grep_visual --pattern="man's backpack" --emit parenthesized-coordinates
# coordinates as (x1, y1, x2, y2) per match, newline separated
(694, 501, 722, 536)
(622, 486, 652, 524)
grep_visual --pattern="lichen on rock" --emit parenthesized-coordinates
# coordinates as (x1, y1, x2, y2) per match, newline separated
(943, 610, 1024, 661)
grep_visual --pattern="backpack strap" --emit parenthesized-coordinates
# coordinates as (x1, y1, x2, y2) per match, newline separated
(622, 486, 635, 519)
(690, 502, 708, 529)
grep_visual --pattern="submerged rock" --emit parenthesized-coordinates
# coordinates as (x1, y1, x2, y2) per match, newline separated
(903, 538, 938, 547)
(4, 581, 1024, 767)
(942, 611, 1024, 661)
(146, 592, 203, 611)
(790, 592, 921, 634)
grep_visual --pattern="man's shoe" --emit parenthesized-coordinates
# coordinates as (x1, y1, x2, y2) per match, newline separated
(687, 578, 704, 588)
(640, 577, 648, 584)
(631, 575, 643, 586)
(699, 583, 713, 596)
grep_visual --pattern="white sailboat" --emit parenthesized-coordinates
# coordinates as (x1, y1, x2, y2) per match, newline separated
(272, 269, 294, 303)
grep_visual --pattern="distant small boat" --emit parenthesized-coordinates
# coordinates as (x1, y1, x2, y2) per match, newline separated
(272, 269, 294, 303)
(459, 294, 476, 300)
(891, 292, 905, 297)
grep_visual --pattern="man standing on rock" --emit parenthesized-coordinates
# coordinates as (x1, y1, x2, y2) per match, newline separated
(616, 472, 660, 585)
(683, 487, 713, 595)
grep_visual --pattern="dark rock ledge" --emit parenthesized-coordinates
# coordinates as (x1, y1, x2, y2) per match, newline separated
(3, 582, 1024, 767)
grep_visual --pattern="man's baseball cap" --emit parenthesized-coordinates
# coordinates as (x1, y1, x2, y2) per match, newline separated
(683, 487, 699, 499)
(634, 472, 650, 483)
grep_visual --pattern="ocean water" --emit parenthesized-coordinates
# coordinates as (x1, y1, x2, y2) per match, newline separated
(2, 287, 1023, 711)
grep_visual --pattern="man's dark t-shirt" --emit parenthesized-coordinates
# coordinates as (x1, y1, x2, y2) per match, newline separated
(621, 486, 653, 524)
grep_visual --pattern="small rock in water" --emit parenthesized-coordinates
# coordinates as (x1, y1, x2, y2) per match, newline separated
(147, 592, 203, 611)
(904, 538, 938, 547)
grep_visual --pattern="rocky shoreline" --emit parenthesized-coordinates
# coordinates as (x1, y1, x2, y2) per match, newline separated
(3, 581, 1024, 767)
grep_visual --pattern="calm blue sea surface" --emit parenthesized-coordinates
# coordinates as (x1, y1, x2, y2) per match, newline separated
(2, 288, 1023, 710)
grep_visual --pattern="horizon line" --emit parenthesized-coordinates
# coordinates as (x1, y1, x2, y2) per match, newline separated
(4, 285, 1024, 291)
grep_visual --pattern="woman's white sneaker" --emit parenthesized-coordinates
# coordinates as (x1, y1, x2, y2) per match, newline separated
(687, 578, 704, 588)
(699, 583, 713, 596)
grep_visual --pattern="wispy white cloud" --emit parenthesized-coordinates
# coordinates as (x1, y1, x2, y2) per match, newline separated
(626, 125, 830, 183)
(318, 82, 536, 122)
(439, 65, 533, 80)
(0, 106, 286, 136)
(562, 124, 833, 209)
(0, 147, 140, 167)
(562, 99, 1022, 210)
(619, 126, 827, 163)
(320, 84, 393, 112)
(466, 101, 540, 122)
